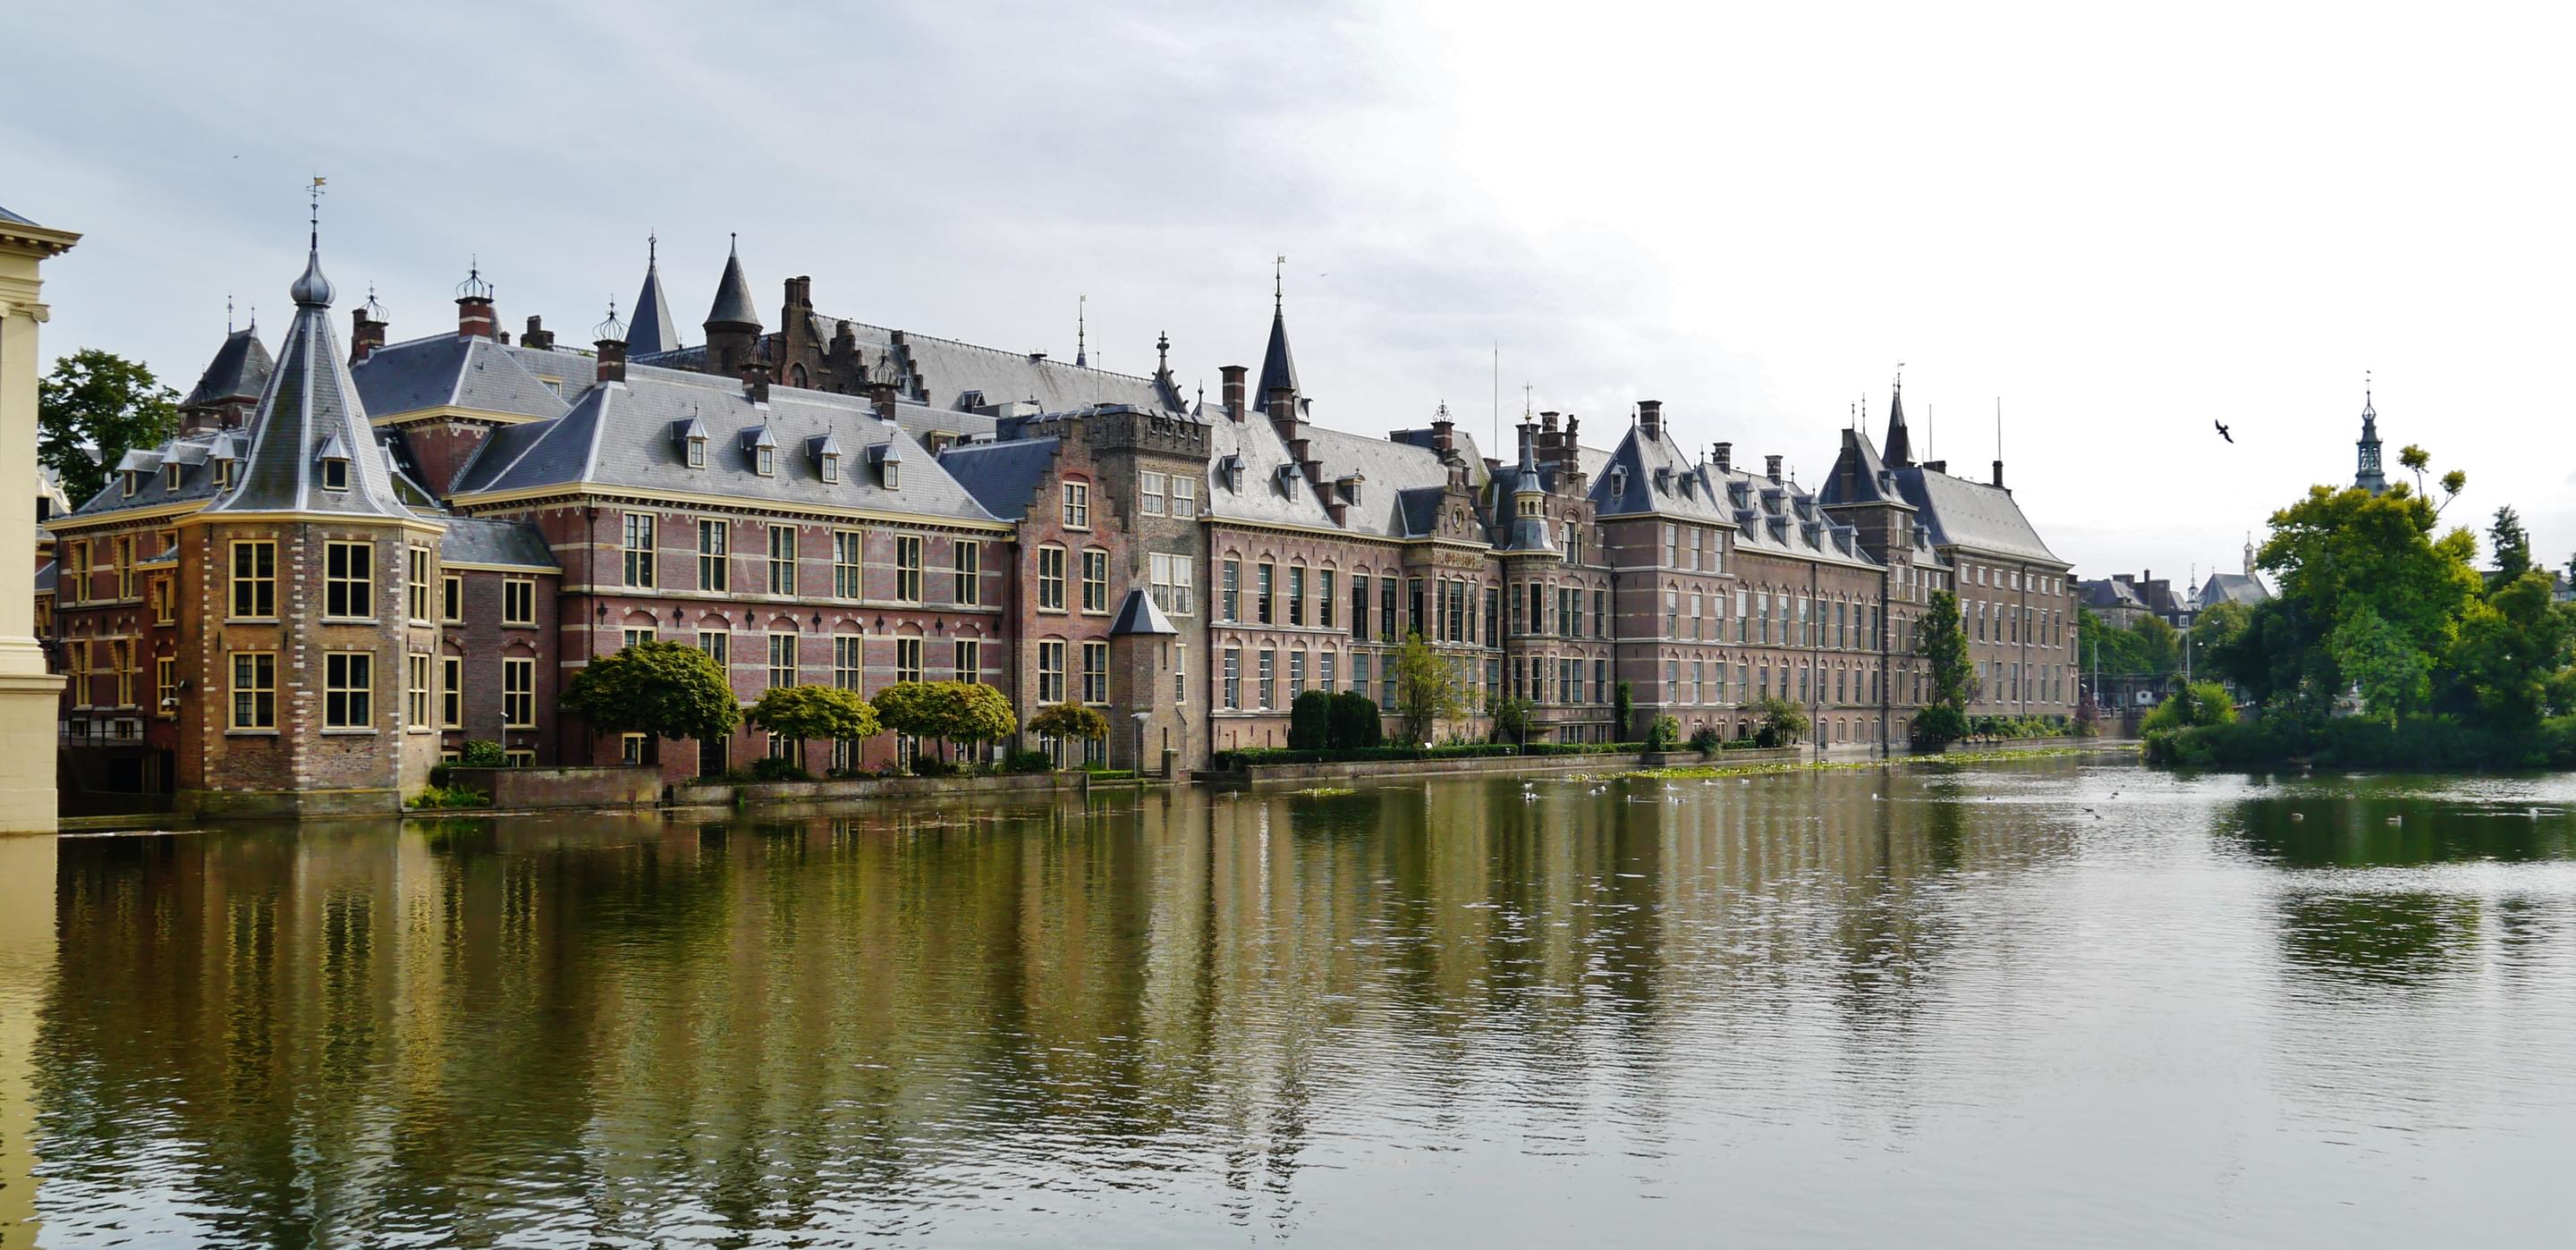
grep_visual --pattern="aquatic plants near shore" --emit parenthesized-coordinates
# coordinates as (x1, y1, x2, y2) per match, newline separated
(1571, 745, 2114, 783)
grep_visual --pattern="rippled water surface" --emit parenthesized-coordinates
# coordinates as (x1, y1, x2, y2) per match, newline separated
(8, 757, 2576, 1246)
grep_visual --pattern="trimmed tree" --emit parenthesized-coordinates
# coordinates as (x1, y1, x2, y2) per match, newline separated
(1915, 589, 1979, 710)
(1287, 689, 1334, 750)
(1487, 694, 1533, 746)
(1750, 696, 1810, 746)
(561, 641, 740, 759)
(1028, 701, 1112, 758)
(1326, 690, 1384, 748)
(747, 684, 880, 766)
(872, 680, 1018, 763)
(1393, 632, 1470, 746)
(1614, 680, 1634, 740)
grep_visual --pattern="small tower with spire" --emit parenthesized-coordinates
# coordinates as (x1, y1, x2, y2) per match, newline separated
(1882, 366, 1913, 467)
(2353, 374, 2387, 494)
(625, 233, 680, 357)
(703, 233, 763, 378)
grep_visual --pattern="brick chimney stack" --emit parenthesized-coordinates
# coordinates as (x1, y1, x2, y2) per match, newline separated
(1638, 399, 1663, 443)
(1993, 459, 2005, 488)
(1714, 442, 1732, 474)
(1765, 454, 1784, 483)
(1220, 365, 1247, 422)
(1267, 386, 1299, 444)
(1430, 408, 1456, 457)
(594, 335, 627, 384)
(455, 265, 497, 339)
(349, 306, 386, 364)
(521, 316, 554, 351)
(742, 359, 772, 404)
(869, 383, 898, 424)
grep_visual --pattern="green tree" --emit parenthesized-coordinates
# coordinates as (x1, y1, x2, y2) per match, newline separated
(1286, 689, 1334, 749)
(1911, 704, 1968, 748)
(2330, 606, 2430, 722)
(2130, 613, 2181, 674)
(871, 680, 1016, 761)
(1614, 680, 1633, 739)
(561, 641, 741, 751)
(1029, 700, 1112, 745)
(2488, 506, 2533, 582)
(38, 349, 179, 504)
(1392, 633, 1469, 746)
(1326, 690, 1384, 748)
(746, 684, 880, 762)
(2444, 570, 2575, 731)
(1486, 694, 1534, 745)
(2256, 481, 2482, 709)
(2394, 443, 2468, 517)
(1750, 696, 1809, 746)
(2140, 681, 2237, 735)
(1914, 590, 1978, 708)
(2193, 599, 2252, 661)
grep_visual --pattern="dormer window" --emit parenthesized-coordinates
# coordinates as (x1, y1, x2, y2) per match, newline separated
(744, 425, 778, 477)
(883, 459, 900, 491)
(120, 470, 138, 498)
(687, 435, 707, 469)
(812, 433, 845, 485)
(820, 451, 839, 483)
(318, 434, 351, 493)
(165, 463, 182, 492)
(1654, 467, 1673, 493)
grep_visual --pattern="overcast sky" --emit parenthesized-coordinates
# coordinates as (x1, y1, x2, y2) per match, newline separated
(10, 1, 2571, 582)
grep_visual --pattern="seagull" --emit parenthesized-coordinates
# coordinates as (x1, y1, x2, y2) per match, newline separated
(2215, 420, 2233, 443)
(2290, 813, 2304, 822)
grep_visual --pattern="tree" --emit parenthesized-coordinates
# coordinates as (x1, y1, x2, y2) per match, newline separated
(871, 680, 1017, 761)
(38, 350, 179, 504)
(1029, 700, 1113, 759)
(1287, 689, 1334, 749)
(2444, 570, 2576, 731)
(1750, 696, 1809, 746)
(747, 684, 880, 763)
(2140, 681, 2237, 735)
(2489, 506, 2533, 582)
(2194, 599, 2252, 661)
(2394, 443, 2467, 517)
(1911, 704, 1968, 748)
(1326, 690, 1384, 748)
(1392, 633, 1469, 746)
(561, 641, 741, 751)
(1486, 694, 1534, 745)
(1614, 680, 1633, 739)
(1914, 590, 1978, 709)
(2256, 481, 2482, 710)
(2330, 606, 2429, 722)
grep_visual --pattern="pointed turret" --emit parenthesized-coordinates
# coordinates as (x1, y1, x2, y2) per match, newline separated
(199, 223, 411, 519)
(2353, 381, 2387, 494)
(1883, 371, 1913, 467)
(703, 233, 763, 378)
(627, 234, 680, 357)
(179, 324, 275, 435)
(1255, 269, 1299, 409)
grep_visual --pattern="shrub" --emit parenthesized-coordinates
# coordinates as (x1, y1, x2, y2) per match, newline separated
(2141, 681, 2237, 736)
(1645, 715, 1682, 751)
(407, 784, 491, 811)
(1029, 701, 1112, 746)
(1688, 725, 1723, 756)
(749, 756, 813, 781)
(909, 755, 957, 777)
(428, 762, 453, 789)
(1288, 689, 1334, 750)
(1004, 749, 1055, 773)
(459, 739, 507, 767)
(1327, 691, 1385, 748)
(1912, 704, 1969, 748)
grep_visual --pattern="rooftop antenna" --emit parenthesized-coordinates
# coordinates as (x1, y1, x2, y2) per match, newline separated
(226, 293, 235, 334)
(1075, 294, 1087, 367)
(1996, 397, 2003, 462)
(1491, 341, 1500, 451)
(1274, 256, 1284, 310)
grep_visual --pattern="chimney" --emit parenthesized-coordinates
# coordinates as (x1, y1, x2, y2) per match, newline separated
(1765, 454, 1784, 483)
(1561, 415, 1580, 468)
(522, 316, 554, 351)
(786, 275, 813, 314)
(349, 307, 386, 364)
(1430, 408, 1455, 456)
(457, 291, 496, 340)
(1713, 442, 1732, 474)
(742, 359, 772, 404)
(1267, 386, 1298, 444)
(594, 335, 627, 384)
(1925, 459, 1947, 474)
(1220, 365, 1248, 421)
(1992, 459, 2005, 488)
(869, 382, 898, 424)
(1638, 399, 1663, 442)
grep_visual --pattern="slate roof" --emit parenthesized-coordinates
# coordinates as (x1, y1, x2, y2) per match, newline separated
(1300, 422, 1470, 539)
(180, 327, 274, 410)
(201, 242, 421, 520)
(1109, 587, 1178, 636)
(707, 240, 761, 329)
(2199, 571, 2270, 609)
(2080, 579, 2148, 612)
(1890, 466, 2063, 565)
(63, 429, 244, 518)
(1255, 307, 1298, 404)
(936, 435, 1060, 519)
(626, 242, 681, 356)
(0, 205, 32, 227)
(1816, 428, 1908, 507)
(1590, 421, 1738, 526)
(449, 364, 1000, 525)
(352, 334, 580, 421)
(441, 516, 557, 570)
(1204, 413, 1338, 531)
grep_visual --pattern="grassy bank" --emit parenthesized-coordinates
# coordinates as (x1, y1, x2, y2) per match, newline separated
(2146, 715, 2576, 770)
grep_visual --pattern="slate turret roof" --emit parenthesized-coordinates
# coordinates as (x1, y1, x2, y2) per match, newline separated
(706, 236, 760, 330)
(626, 237, 681, 357)
(1109, 587, 1178, 637)
(1255, 303, 1299, 404)
(180, 326, 273, 410)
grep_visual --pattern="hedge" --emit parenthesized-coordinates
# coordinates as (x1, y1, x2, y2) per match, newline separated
(1212, 740, 1649, 770)
(2147, 714, 2576, 771)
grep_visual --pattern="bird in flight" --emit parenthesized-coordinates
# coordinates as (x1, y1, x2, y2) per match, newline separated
(2215, 420, 2233, 443)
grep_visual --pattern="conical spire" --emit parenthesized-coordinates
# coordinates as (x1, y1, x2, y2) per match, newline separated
(1882, 367, 1912, 467)
(706, 232, 760, 331)
(202, 211, 411, 519)
(627, 233, 681, 355)
(1255, 259, 1299, 405)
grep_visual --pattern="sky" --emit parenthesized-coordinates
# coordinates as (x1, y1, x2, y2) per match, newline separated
(8, 0, 2572, 583)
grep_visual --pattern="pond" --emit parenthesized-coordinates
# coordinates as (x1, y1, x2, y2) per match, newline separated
(4, 757, 2572, 1246)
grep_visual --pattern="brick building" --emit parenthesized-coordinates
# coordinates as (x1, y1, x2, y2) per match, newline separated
(44, 226, 2080, 813)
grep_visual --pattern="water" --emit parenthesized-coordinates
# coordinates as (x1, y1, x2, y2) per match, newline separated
(7, 757, 2576, 1247)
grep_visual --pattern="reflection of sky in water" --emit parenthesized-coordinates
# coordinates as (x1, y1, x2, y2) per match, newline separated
(14, 760, 2576, 1247)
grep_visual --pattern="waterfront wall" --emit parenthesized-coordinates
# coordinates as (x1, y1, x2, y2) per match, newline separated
(450, 765, 660, 811)
(666, 770, 1086, 808)
(1204, 746, 1812, 786)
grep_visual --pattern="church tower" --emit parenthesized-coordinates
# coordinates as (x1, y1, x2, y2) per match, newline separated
(2353, 382, 2387, 494)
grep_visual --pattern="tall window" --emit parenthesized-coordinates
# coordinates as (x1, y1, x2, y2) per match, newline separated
(1257, 648, 1275, 710)
(61, 544, 86, 606)
(231, 652, 276, 729)
(768, 632, 797, 688)
(699, 519, 729, 591)
(1287, 565, 1306, 626)
(894, 535, 922, 603)
(149, 577, 174, 625)
(1081, 550, 1109, 612)
(953, 541, 980, 606)
(1141, 471, 1166, 515)
(1038, 546, 1067, 611)
(1223, 647, 1241, 709)
(407, 653, 431, 727)
(1062, 481, 1090, 528)
(1318, 570, 1336, 629)
(112, 640, 132, 707)
(1406, 578, 1424, 639)
(1352, 575, 1370, 638)
(1171, 476, 1196, 518)
(1353, 652, 1371, 702)
(408, 546, 432, 621)
(114, 536, 132, 601)
(895, 637, 924, 683)
(1257, 562, 1275, 624)
(953, 637, 981, 684)
(441, 656, 462, 728)
(834, 530, 862, 598)
(503, 657, 534, 728)
(325, 652, 372, 729)
(1222, 560, 1240, 621)
(623, 512, 657, 587)
(1149, 553, 1193, 615)
(1288, 648, 1306, 698)
(767, 525, 797, 595)
(834, 635, 862, 688)
(155, 655, 176, 714)
(1382, 579, 1398, 643)
(699, 629, 729, 668)
(443, 574, 463, 622)
(325, 542, 373, 618)
(503, 579, 535, 626)
(1038, 640, 1066, 703)
(1081, 640, 1108, 703)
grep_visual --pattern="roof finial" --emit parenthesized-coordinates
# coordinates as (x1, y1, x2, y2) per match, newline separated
(1075, 294, 1087, 367)
(648, 232, 657, 267)
(1274, 255, 1284, 310)
(307, 175, 325, 250)
(729, 231, 739, 255)
(1521, 383, 1533, 419)
(226, 293, 235, 334)
(595, 294, 627, 342)
(1156, 330, 1170, 376)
